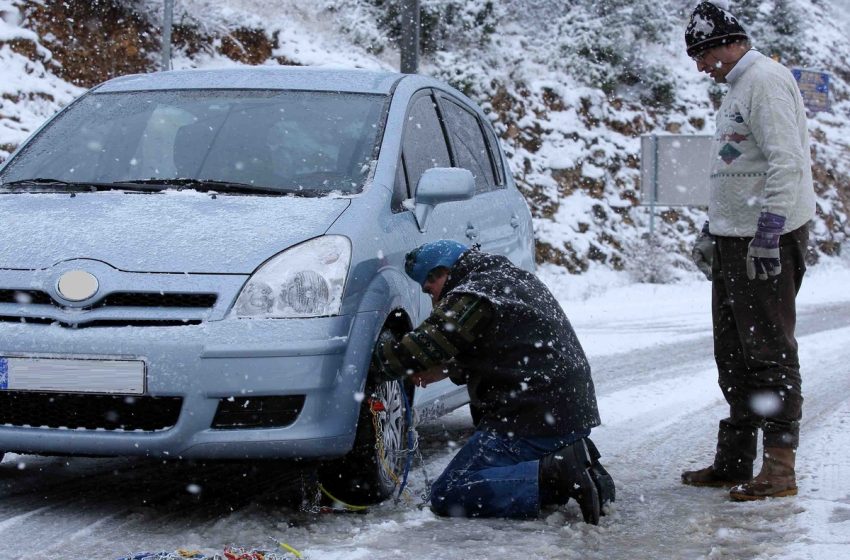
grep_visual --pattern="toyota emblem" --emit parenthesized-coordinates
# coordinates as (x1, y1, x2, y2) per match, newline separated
(57, 270, 99, 301)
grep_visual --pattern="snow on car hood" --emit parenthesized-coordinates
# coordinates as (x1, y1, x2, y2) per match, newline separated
(0, 191, 351, 273)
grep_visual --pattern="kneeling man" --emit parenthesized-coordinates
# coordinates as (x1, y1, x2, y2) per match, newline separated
(373, 240, 614, 524)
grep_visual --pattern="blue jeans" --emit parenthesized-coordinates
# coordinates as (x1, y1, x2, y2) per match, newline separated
(430, 429, 590, 518)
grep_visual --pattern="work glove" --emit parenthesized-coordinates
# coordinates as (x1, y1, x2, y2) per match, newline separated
(691, 221, 714, 281)
(746, 211, 785, 280)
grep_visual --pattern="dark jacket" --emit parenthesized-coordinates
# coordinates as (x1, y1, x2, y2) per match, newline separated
(443, 250, 600, 436)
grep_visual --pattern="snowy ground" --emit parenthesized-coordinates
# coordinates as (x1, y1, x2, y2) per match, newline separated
(1, 258, 849, 560)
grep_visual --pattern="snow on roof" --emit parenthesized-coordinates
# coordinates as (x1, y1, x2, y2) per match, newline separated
(95, 66, 403, 94)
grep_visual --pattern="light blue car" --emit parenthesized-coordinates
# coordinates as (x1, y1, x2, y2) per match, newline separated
(0, 67, 535, 501)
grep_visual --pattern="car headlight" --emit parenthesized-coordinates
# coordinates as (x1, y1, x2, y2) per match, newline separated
(232, 236, 351, 318)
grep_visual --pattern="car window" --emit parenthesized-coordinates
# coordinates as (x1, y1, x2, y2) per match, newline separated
(440, 98, 496, 193)
(483, 121, 506, 186)
(401, 94, 451, 194)
(0, 90, 388, 195)
(392, 157, 408, 212)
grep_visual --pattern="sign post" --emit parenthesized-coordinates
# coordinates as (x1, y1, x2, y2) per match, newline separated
(400, 0, 420, 73)
(161, 0, 174, 71)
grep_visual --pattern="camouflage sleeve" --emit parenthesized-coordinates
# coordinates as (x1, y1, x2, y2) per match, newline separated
(372, 294, 493, 381)
(442, 360, 471, 385)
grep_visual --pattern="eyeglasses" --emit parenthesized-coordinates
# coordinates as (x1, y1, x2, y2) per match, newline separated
(691, 48, 718, 64)
(691, 50, 709, 63)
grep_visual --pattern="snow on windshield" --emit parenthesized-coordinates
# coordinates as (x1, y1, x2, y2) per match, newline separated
(0, 90, 387, 195)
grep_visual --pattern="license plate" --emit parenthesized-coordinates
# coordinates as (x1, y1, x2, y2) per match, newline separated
(0, 356, 145, 394)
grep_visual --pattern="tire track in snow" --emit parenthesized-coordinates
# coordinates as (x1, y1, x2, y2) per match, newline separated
(779, 400, 850, 560)
(587, 301, 850, 394)
(0, 504, 54, 533)
(0, 458, 305, 558)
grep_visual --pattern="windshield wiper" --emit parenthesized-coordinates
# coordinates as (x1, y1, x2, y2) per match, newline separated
(2, 178, 92, 192)
(119, 178, 323, 197)
(1, 177, 325, 197)
(1, 178, 165, 193)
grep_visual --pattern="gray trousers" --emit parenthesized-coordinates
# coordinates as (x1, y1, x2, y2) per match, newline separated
(709, 225, 807, 475)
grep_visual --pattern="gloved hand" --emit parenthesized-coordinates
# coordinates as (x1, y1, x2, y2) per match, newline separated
(691, 221, 714, 281)
(746, 212, 785, 280)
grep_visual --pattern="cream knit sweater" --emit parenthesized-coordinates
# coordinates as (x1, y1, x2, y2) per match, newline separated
(708, 50, 816, 237)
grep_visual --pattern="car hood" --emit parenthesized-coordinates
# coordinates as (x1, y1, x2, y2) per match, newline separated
(0, 192, 351, 273)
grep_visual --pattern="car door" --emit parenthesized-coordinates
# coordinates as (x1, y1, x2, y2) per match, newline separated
(436, 93, 522, 262)
(482, 119, 535, 270)
(388, 89, 471, 414)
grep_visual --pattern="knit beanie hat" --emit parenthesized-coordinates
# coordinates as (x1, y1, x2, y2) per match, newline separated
(405, 240, 468, 286)
(685, 2, 748, 57)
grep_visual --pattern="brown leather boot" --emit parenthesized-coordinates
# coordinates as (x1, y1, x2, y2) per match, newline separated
(729, 447, 797, 501)
(682, 465, 750, 487)
(683, 421, 756, 487)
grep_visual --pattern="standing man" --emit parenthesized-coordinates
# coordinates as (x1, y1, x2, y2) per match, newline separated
(373, 240, 615, 524)
(683, 2, 816, 501)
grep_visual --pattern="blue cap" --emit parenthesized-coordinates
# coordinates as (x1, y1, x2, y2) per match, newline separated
(405, 240, 468, 286)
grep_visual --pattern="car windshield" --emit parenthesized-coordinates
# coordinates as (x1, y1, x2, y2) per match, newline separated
(0, 89, 387, 195)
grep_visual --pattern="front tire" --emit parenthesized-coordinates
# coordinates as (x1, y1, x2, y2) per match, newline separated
(320, 331, 413, 505)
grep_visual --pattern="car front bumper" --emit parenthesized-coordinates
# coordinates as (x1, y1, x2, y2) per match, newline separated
(0, 311, 380, 460)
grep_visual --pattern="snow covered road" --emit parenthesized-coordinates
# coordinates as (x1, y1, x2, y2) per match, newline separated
(1, 265, 849, 560)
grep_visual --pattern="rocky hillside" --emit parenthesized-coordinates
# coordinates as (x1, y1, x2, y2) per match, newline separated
(1, 0, 847, 279)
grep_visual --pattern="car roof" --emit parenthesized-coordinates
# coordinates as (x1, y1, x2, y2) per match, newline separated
(95, 66, 405, 94)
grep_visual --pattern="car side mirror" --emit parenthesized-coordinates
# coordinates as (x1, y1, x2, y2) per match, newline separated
(413, 167, 475, 232)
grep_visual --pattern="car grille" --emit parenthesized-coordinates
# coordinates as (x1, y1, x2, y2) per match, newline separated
(0, 290, 53, 305)
(0, 391, 183, 431)
(0, 289, 218, 327)
(0, 316, 204, 328)
(0, 289, 217, 309)
(211, 395, 305, 429)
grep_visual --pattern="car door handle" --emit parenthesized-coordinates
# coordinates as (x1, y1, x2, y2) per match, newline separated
(510, 215, 520, 229)
(466, 224, 479, 240)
